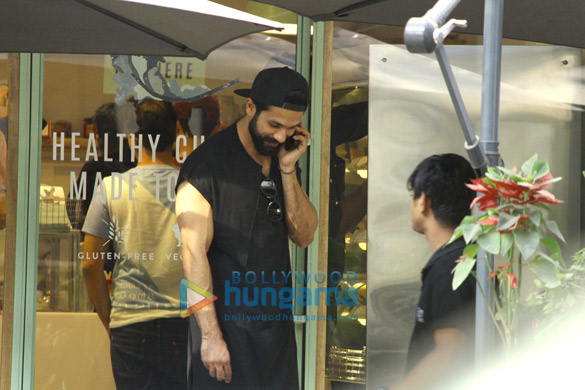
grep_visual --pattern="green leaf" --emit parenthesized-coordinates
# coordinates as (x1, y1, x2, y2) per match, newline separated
(462, 223, 482, 244)
(460, 215, 477, 225)
(452, 256, 476, 290)
(534, 279, 544, 289)
(536, 177, 561, 188)
(513, 230, 540, 259)
(540, 237, 564, 264)
(521, 154, 538, 176)
(485, 173, 500, 184)
(447, 226, 463, 245)
(463, 244, 479, 259)
(485, 172, 500, 182)
(532, 161, 550, 181)
(477, 230, 501, 255)
(495, 204, 516, 212)
(544, 220, 566, 243)
(497, 213, 520, 231)
(529, 256, 561, 288)
(500, 233, 514, 256)
(487, 166, 501, 177)
(498, 166, 524, 181)
(528, 209, 542, 226)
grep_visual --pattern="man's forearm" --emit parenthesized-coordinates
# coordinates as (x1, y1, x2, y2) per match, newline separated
(393, 349, 449, 390)
(281, 172, 317, 247)
(183, 247, 223, 338)
(394, 329, 465, 390)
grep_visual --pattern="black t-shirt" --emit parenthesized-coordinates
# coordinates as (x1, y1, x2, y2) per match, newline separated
(177, 123, 295, 315)
(406, 237, 476, 373)
(177, 123, 300, 389)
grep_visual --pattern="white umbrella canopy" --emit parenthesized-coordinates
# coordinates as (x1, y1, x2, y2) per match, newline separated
(0, 0, 283, 59)
(253, 0, 585, 49)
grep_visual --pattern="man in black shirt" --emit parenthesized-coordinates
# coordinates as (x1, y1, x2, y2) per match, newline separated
(394, 153, 476, 390)
(175, 67, 317, 389)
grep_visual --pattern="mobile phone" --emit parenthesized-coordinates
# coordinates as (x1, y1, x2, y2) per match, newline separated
(284, 131, 301, 151)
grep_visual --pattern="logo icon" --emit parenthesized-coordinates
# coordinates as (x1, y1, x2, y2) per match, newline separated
(172, 224, 182, 247)
(180, 278, 218, 318)
(104, 215, 129, 246)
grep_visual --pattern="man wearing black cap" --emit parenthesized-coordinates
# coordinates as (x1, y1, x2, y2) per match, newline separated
(175, 67, 318, 389)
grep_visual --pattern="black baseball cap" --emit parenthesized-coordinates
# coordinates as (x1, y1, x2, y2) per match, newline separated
(234, 67, 309, 112)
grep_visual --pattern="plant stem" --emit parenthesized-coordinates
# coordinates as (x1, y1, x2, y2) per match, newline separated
(474, 271, 507, 344)
(487, 259, 505, 321)
(517, 253, 523, 291)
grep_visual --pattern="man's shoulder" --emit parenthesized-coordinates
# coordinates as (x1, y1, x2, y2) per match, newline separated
(425, 238, 467, 276)
(438, 237, 466, 259)
(193, 123, 237, 156)
(429, 238, 475, 293)
(180, 123, 239, 175)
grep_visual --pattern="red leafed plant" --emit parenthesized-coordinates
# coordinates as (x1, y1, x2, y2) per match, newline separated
(450, 154, 565, 351)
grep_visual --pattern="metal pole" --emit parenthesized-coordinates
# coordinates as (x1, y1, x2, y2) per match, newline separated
(404, 0, 488, 174)
(481, 0, 504, 167)
(476, 0, 504, 366)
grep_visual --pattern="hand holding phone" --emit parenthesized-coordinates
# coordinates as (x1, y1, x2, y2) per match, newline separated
(284, 131, 301, 151)
(278, 126, 310, 169)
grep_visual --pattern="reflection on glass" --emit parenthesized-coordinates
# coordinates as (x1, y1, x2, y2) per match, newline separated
(325, 92, 368, 388)
(35, 36, 290, 387)
(364, 36, 583, 390)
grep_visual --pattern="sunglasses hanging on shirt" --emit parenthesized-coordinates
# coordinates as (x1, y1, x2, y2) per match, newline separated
(260, 178, 282, 221)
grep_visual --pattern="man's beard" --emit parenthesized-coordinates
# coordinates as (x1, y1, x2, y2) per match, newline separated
(249, 112, 280, 156)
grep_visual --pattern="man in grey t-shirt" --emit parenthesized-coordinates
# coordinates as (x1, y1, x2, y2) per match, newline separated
(83, 99, 188, 389)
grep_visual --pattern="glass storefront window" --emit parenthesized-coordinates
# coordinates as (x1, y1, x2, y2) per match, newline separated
(325, 87, 368, 388)
(35, 26, 300, 387)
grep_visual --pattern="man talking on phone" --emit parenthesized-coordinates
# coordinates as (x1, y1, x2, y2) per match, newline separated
(175, 67, 318, 389)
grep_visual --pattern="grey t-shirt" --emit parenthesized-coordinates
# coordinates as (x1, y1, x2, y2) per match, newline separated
(83, 164, 184, 328)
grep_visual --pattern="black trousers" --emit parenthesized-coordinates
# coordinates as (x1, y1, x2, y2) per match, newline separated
(188, 312, 299, 390)
(110, 317, 189, 390)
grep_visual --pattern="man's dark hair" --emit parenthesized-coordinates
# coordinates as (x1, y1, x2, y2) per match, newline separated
(252, 89, 308, 115)
(94, 103, 118, 151)
(94, 102, 133, 162)
(407, 153, 476, 228)
(134, 99, 177, 152)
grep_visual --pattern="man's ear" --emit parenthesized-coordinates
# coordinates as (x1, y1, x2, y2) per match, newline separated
(419, 192, 432, 215)
(245, 98, 256, 118)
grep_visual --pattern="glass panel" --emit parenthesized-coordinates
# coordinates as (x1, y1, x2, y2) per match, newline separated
(329, 22, 585, 389)
(35, 29, 299, 388)
(324, 109, 368, 387)
(36, 54, 115, 389)
(368, 42, 582, 387)
(325, 30, 370, 389)
(0, 52, 9, 372)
